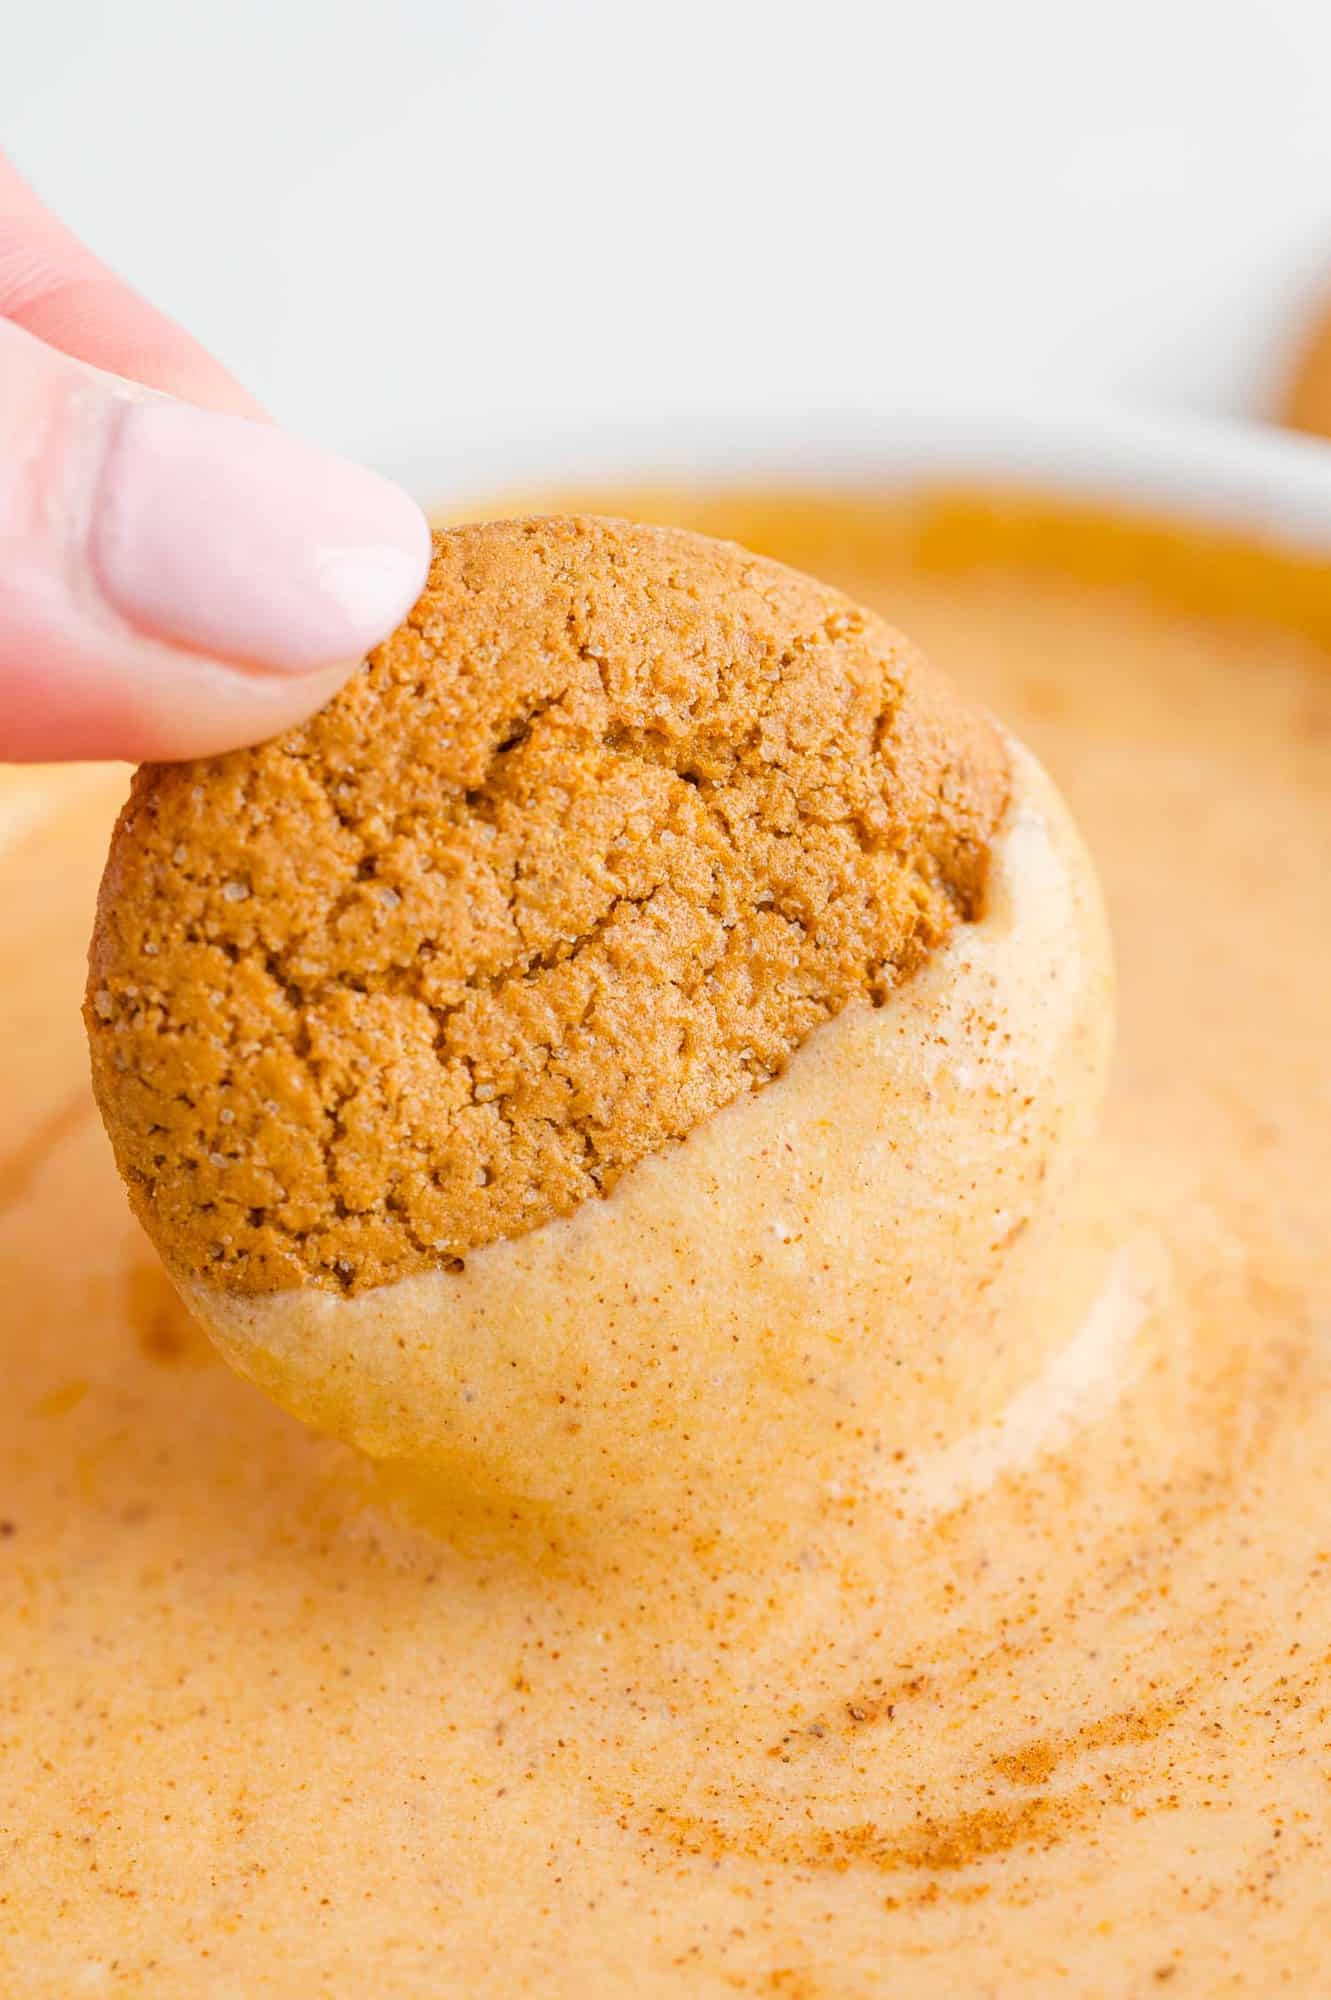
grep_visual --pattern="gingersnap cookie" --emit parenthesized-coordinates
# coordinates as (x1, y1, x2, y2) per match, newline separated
(85, 516, 1111, 1520)
(87, 515, 1008, 1296)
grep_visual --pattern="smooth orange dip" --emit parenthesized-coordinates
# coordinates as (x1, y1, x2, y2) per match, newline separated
(3, 490, 1330, 1995)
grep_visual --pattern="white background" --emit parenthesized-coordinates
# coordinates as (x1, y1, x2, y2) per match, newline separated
(6, 0, 1331, 496)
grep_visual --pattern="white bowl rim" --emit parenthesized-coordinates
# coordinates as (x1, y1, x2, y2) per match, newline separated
(416, 396, 1331, 556)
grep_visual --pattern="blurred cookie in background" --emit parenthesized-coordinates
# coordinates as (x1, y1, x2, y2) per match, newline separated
(1278, 283, 1331, 438)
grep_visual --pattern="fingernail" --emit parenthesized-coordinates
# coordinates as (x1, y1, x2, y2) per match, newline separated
(88, 398, 431, 674)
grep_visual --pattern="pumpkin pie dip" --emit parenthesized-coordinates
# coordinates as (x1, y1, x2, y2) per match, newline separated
(1, 489, 1328, 1995)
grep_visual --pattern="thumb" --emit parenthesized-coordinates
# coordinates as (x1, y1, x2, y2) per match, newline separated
(0, 317, 430, 762)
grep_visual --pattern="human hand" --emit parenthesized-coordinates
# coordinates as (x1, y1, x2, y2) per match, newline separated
(0, 154, 430, 762)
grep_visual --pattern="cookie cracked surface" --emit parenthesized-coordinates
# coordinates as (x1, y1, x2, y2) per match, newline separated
(87, 516, 1009, 1295)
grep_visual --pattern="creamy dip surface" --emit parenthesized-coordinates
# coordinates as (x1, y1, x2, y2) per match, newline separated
(2, 493, 1330, 1996)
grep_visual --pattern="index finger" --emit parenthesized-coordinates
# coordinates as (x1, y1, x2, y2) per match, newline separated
(0, 152, 263, 418)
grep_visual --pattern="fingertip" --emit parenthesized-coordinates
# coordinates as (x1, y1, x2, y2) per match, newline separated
(0, 637, 364, 765)
(0, 288, 432, 765)
(116, 656, 367, 763)
(89, 399, 432, 677)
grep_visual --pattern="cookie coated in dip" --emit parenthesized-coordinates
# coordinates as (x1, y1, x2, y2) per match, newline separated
(86, 515, 1115, 1530)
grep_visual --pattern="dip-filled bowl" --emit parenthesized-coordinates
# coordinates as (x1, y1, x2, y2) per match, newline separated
(3, 400, 1329, 1997)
